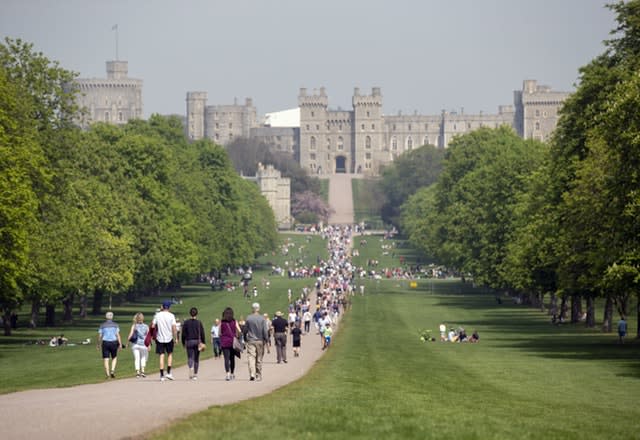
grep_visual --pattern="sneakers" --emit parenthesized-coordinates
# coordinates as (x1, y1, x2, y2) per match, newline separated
(160, 376, 166, 382)
(110, 371, 116, 378)
(140, 372, 146, 378)
(225, 373, 231, 381)
(191, 375, 198, 381)
(256, 374, 262, 381)
(250, 376, 255, 381)
(165, 373, 174, 381)
(231, 374, 235, 380)
(136, 370, 141, 378)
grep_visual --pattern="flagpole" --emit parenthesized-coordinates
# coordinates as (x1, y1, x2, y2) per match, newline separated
(112, 24, 119, 60)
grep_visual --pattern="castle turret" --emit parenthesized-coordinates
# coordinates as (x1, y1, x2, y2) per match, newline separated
(186, 91, 207, 140)
(353, 87, 383, 174)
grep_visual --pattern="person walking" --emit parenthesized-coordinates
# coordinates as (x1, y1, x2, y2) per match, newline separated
(244, 303, 269, 381)
(263, 313, 273, 354)
(182, 307, 206, 380)
(126, 312, 149, 378)
(97, 312, 122, 379)
(291, 322, 302, 357)
(303, 310, 312, 334)
(210, 318, 221, 358)
(151, 300, 177, 382)
(220, 307, 241, 381)
(272, 311, 289, 364)
(618, 316, 628, 344)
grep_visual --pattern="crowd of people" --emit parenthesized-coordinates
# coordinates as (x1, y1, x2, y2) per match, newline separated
(96, 224, 357, 382)
(438, 323, 479, 343)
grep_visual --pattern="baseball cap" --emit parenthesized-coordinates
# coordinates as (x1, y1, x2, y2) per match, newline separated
(162, 300, 172, 309)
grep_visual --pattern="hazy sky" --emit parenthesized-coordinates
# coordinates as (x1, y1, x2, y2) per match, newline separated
(1, 0, 616, 118)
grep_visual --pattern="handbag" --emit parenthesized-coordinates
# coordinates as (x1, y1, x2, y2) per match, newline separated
(197, 321, 206, 352)
(129, 328, 138, 343)
(232, 336, 244, 353)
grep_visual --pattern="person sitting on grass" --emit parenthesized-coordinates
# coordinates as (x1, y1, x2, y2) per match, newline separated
(448, 328, 459, 343)
(469, 330, 480, 343)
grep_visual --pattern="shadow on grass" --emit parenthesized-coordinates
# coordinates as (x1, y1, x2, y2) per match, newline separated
(429, 289, 640, 378)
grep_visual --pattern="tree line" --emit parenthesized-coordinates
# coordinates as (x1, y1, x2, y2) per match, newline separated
(0, 38, 278, 335)
(395, 2, 640, 336)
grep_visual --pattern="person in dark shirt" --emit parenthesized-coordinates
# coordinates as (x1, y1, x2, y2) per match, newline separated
(271, 311, 289, 363)
(181, 307, 206, 380)
(291, 322, 302, 357)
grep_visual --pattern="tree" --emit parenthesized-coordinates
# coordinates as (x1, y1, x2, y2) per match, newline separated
(379, 144, 445, 226)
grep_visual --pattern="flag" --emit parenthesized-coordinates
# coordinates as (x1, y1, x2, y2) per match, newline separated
(112, 24, 118, 31)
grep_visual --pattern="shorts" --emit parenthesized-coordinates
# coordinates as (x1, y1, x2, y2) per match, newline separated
(102, 340, 119, 359)
(155, 340, 175, 354)
(293, 340, 301, 348)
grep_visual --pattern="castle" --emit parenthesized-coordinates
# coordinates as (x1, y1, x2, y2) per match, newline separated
(186, 80, 569, 175)
(75, 60, 143, 127)
(243, 164, 291, 229)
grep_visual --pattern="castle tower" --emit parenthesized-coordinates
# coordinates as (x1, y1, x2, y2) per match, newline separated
(106, 61, 128, 80)
(75, 60, 143, 127)
(298, 87, 330, 174)
(186, 91, 207, 140)
(353, 87, 384, 174)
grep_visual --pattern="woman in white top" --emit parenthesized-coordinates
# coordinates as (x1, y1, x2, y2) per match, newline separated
(127, 312, 149, 378)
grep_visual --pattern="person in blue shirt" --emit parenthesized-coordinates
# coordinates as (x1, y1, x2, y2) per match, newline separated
(98, 312, 122, 379)
(618, 316, 628, 344)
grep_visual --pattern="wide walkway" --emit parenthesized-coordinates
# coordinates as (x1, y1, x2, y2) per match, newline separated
(0, 323, 325, 440)
(327, 174, 355, 224)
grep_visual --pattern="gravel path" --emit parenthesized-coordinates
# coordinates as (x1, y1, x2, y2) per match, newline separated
(328, 174, 355, 224)
(0, 328, 327, 440)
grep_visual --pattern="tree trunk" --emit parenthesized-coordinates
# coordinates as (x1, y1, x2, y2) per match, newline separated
(570, 294, 581, 323)
(602, 295, 613, 332)
(539, 292, 545, 312)
(637, 296, 640, 339)
(79, 294, 88, 319)
(3, 311, 12, 336)
(45, 304, 55, 327)
(550, 292, 558, 316)
(92, 289, 103, 315)
(62, 292, 74, 323)
(30, 299, 40, 328)
(559, 296, 568, 323)
(585, 295, 596, 328)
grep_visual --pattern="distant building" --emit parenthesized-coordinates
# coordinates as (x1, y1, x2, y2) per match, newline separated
(75, 60, 143, 127)
(244, 163, 291, 230)
(186, 80, 570, 176)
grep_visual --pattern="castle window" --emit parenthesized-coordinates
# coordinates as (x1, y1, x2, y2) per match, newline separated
(310, 136, 317, 150)
(535, 109, 540, 117)
(310, 153, 316, 161)
(423, 136, 429, 145)
(215, 123, 219, 129)
(535, 122, 540, 130)
(407, 136, 413, 150)
(468, 123, 471, 129)
(391, 136, 398, 150)
(311, 111, 315, 117)
(327, 139, 331, 149)
(118, 112, 123, 122)
(367, 111, 370, 117)
(316, 124, 320, 130)
(365, 136, 371, 149)
(425, 123, 428, 130)
(229, 134, 233, 139)
(453, 124, 457, 130)
(104, 111, 110, 121)
(366, 152, 371, 160)
(229, 123, 233, 129)
(361, 124, 365, 130)
(371, 124, 375, 130)
(408, 124, 412, 131)
(215, 134, 219, 140)
(543, 111, 548, 118)
(337, 136, 344, 150)
(393, 124, 396, 131)
(339, 124, 342, 131)
(306, 124, 310, 130)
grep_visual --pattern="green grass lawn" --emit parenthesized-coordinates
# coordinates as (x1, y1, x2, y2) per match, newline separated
(3, 233, 639, 439)
(148, 278, 639, 439)
(0, 233, 327, 394)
